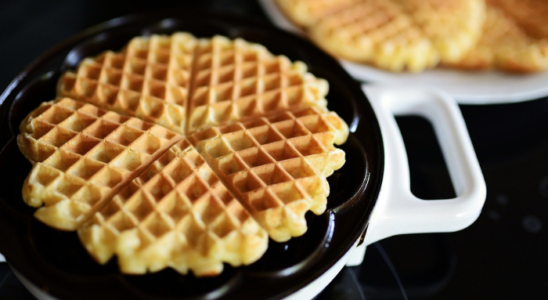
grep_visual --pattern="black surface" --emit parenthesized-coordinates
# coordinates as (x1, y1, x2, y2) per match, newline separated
(2, 1, 548, 300)
(0, 3, 384, 300)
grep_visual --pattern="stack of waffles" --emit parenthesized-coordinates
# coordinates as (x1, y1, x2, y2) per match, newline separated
(17, 32, 349, 277)
(447, 0, 548, 72)
(275, 0, 548, 73)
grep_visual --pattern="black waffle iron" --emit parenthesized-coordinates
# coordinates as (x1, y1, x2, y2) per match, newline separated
(0, 10, 383, 300)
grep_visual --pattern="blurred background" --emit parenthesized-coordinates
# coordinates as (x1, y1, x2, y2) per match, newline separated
(1, 0, 548, 299)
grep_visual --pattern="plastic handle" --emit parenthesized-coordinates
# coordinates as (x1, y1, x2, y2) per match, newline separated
(364, 84, 486, 243)
(347, 85, 486, 266)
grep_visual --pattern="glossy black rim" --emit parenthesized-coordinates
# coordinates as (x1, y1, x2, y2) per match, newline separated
(0, 9, 384, 300)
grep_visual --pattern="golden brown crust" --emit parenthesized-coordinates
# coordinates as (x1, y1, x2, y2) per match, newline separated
(18, 98, 182, 230)
(18, 33, 349, 276)
(279, 0, 485, 72)
(77, 139, 269, 276)
(448, 3, 548, 73)
(191, 107, 348, 242)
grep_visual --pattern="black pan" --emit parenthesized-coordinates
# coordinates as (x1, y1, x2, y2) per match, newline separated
(0, 10, 383, 300)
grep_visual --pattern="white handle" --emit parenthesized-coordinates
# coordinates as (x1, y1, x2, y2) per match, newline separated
(347, 84, 486, 266)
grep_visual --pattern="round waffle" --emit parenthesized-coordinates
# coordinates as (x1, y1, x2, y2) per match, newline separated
(17, 32, 348, 277)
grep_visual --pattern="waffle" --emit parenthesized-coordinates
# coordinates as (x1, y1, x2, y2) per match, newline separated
(281, 0, 484, 72)
(190, 107, 348, 242)
(18, 98, 182, 230)
(275, 0, 362, 28)
(19, 33, 349, 276)
(400, 0, 485, 64)
(489, 0, 548, 39)
(58, 33, 196, 134)
(187, 36, 328, 133)
(78, 139, 268, 276)
(448, 3, 548, 72)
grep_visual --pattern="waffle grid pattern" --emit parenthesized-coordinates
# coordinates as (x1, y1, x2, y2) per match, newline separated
(449, 1, 548, 72)
(310, 0, 441, 72)
(401, 0, 485, 63)
(18, 33, 348, 277)
(188, 36, 328, 133)
(191, 107, 347, 242)
(58, 33, 196, 133)
(276, 0, 362, 27)
(58, 33, 328, 134)
(78, 139, 268, 276)
(18, 98, 181, 230)
(279, 0, 485, 72)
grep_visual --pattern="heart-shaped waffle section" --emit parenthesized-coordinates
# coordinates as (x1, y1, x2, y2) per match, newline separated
(58, 33, 196, 134)
(190, 107, 347, 242)
(186, 35, 328, 133)
(18, 98, 182, 230)
(78, 139, 268, 276)
(18, 33, 348, 276)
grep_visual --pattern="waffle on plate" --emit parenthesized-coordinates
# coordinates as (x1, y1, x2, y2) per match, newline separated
(275, 0, 548, 73)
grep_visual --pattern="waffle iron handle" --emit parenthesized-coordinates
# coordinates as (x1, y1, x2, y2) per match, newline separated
(346, 85, 486, 267)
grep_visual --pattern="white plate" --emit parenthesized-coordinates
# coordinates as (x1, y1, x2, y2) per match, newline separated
(259, 0, 548, 104)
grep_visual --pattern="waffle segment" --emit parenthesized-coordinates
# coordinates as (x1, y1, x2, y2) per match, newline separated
(18, 98, 182, 230)
(401, 0, 485, 64)
(191, 107, 348, 242)
(448, 3, 548, 72)
(187, 36, 328, 133)
(276, 0, 362, 28)
(58, 33, 196, 133)
(78, 139, 268, 276)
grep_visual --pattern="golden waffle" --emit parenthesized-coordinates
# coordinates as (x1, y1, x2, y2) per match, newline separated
(78, 139, 268, 276)
(275, 0, 362, 28)
(283, 0, 484, 72)
(18, 98, 182, 230)
(400, 0, 485, 63)
(18, 33, 349, 276)
(58, 33, 196, 134)
(190, 107, 348, 242)
(448, 4, 548, 72)
(187, 36, 328, 133)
